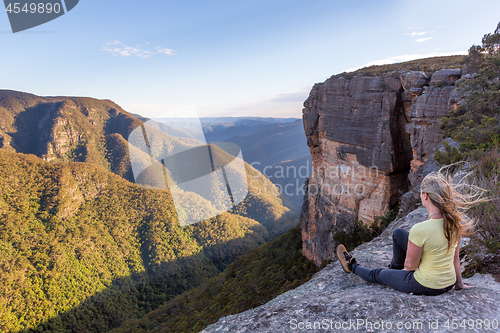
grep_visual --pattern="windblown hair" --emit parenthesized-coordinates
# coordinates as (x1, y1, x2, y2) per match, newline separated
(420, 166, 487, 252)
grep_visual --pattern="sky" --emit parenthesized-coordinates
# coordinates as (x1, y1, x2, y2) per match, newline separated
(1, 0, 500, 118)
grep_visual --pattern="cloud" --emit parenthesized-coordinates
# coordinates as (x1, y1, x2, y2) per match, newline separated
(102, 41, 176, 58)
(411, 31, 426, 37)
(416, 37, 433, 43)
(343, 51, 468, 73)
(269, 86, 311, 103)
(157, 48, 176, 55)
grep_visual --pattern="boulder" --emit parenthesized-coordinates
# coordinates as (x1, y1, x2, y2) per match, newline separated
(430, 69, 462, 86)
(401, 71, 429, 89)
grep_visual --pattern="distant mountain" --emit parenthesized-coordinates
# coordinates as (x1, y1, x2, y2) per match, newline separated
(0, 90, 296, 235)
(203, 118, 311, 212)
(202, 117, 297, 142)
(220, 119, 309, 167)
(270, 154, 312, 207)
(202, 117, 297, 123)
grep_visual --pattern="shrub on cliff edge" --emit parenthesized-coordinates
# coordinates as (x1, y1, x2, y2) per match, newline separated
(331, 204, 400, 256)
(436, 22, 500, 281)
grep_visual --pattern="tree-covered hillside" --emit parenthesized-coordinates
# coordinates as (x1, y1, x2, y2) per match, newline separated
(0, 90, 140, 181)
(0, 150, 292, 332)
(110, 225, 318, 333)
(0, 90, 298, 237)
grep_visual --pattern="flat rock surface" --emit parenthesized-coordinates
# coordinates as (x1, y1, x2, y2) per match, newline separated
(202, 208, 500, 333)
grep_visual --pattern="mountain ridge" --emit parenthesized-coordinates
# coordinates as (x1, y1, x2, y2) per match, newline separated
(0, 90, 298, 234)
(0, 91, 299, 332)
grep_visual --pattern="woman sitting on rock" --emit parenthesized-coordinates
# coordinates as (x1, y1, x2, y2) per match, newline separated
(337, 169, 485, 296)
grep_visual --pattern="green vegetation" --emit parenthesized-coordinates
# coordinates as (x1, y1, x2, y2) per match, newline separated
(437, 22, 500, 160)
(331, 204, 400, 254)
(468, 151, 500, 252)
(230, 162, 299, 237)
(461, 148, 500, 280)
(110, 225, 318, 333)
(332, 55, 464, 80)
(0, 150, 292, 332)
(0, 91, 298, 237)
(430, 23, 500, 280)
(433, 140, 466, 166)
(0, 92, 300, 332)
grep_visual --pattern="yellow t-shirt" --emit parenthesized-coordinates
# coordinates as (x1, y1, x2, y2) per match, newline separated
(408, 218, 457, 289)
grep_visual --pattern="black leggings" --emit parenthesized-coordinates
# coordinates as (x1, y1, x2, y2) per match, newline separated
(351, 228, 454, 296)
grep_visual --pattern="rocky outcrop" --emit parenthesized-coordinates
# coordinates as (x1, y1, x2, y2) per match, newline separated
(301, 75, 412, 266)
(0, 90, 141, 180)
(203, 207, 500, 333)
(42, 100, 84, 161)
(405, 69, 462, 186)
(301, 69, 462, 266)
(429, 69, 462, 86)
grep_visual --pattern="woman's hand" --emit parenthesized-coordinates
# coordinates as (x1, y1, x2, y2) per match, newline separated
(455, 283, 473, 290)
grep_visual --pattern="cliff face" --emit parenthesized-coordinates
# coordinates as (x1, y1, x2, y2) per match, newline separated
(203, 207, 500, 333)
(0, 90, 142, 181)
(405, 69, 462, 186)
(301, 69, 462, 266)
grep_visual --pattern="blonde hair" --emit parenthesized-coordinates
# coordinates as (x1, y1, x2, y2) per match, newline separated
(420, 166, 487, 252)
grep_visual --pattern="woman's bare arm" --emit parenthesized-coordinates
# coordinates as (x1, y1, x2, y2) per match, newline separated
(454, 239, 472, 289)
(404, 240, 422, 271)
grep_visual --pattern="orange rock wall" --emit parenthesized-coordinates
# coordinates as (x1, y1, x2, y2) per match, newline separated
(301, 70, 461, 266)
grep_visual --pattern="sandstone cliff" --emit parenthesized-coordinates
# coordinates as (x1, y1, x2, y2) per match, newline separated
(0, 90, 142, 181)
(202, 206, 500, 333)
(301, 69, 462, 266)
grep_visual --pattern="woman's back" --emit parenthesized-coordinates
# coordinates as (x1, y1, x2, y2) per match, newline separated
(409, 218, 457, 289)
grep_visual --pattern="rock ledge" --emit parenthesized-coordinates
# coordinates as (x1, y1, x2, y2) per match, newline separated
(202, 207, 500, 333)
